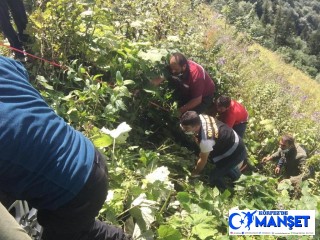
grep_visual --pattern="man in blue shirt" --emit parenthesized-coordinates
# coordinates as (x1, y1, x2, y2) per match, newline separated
(0, 56, 130, 240)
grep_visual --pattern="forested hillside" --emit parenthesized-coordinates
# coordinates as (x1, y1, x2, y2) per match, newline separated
(0, 0, 320, 239)
(208, 0, 320, 80)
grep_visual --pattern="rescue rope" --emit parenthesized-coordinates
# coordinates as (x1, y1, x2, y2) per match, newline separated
(0, 42, 65, 69)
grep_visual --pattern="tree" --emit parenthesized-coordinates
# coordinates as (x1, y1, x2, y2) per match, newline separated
(222, 0, 240, 24)
(308, 30, 320, 55)
(274, 5, 295, 47)
(261, 0, 273, 25)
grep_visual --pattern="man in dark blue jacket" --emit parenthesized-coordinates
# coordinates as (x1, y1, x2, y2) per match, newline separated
(0, 56, 129, 240)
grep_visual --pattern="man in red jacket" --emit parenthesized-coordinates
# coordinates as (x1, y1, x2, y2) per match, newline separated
(216, 95, 249, 138)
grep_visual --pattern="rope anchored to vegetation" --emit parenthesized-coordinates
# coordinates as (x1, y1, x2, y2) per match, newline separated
(0, 42, 65, 69)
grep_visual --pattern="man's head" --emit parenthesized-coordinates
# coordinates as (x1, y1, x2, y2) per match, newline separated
(216, 95, 231, 113)
(180, 111, 201, 135)
(279, 134, 295, 151)
(169, 52, 188, 76)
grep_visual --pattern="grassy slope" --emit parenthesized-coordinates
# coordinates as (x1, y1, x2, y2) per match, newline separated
(253, 44, 320, 109)
(205, 15, 320, 157)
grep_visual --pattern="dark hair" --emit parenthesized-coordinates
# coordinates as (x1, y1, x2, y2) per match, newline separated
(170, 52, 188, 67)
(180, 111, 201, 127)
(281, 134, 295, 146)
(216, 95, 231, 108)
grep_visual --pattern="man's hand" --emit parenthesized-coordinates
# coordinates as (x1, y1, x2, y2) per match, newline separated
(191, 166, 200, 177)
(150, 77, 164, 86)
(262, 156, 271, 163)
(177, 107, 184, 118)
(190, 171, 201, 178)
(274, 166, 281, 174)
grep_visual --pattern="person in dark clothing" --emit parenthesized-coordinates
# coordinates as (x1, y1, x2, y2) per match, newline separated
(180, 111, 247, 189)
(0, 0, 29, 59)
(214, 95, 250, 172)
(262, 134, 311, 184)
(0, 56, 130, 240)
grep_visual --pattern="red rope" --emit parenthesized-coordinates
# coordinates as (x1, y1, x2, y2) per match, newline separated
(0, 42, 66, 69)
(1, 42, 171, 113)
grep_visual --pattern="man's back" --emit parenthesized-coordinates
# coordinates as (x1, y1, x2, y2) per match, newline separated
(181, 60, 215, 100)
(0, 57, 95, 210)
(219, 100, 248, 128)
(284, 144, 307, 178)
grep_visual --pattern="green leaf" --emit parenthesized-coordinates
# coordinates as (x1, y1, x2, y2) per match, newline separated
(93, 74, 104, 81)
(188, 213, 213, 225)
(92, 135, 113, 148)
(210, 187, 220, 198)
(138, 48, 168, 63)
(124, 63, 132, 69)
(40, 82, 54, 90)
(123, 80, 135, 85)
(143, 88, 157, 94)
(220, 189, 231, 201)
(114, 86, 130, 97)
(194, 182, 205, 197)
(116, 71, 123, 85)
(157, 225, 182, 240)
(130, 194, 157, 231)
(115, 99, 126, 110)
(176, 192, 190, 203)
(36, 75, 54, 90)
(74, 77, 83, 82)
(260, 119, 275, 131)
(66, 107, 77, 114)
(79, 66, 86, 74)
(192, 223, 218, 239)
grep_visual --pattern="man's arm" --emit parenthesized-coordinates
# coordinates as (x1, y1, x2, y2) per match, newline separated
(262, 149, 281, 163)
(182, 70, 206, 115)
(179, 95, 202, 115)
(150, 64, 172, 86)
(150, 77, 165, 86)
(220, 113, 236, 128)
(191, 152, 210, 176)
(275, 156, 285, 174)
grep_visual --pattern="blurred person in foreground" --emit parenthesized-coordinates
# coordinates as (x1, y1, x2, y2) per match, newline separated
(0, 56, 130, 240)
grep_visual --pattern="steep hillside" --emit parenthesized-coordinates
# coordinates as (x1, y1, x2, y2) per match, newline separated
(208, 0, 320, 79)
(0, 0, 319, 238)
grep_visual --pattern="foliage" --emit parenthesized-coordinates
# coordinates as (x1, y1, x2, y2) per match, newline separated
(209, 0, 320, 79)
(1, 0, 319, 239)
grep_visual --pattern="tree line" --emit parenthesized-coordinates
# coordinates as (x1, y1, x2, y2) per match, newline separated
(207, 0, 320, 81)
